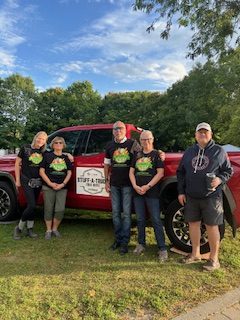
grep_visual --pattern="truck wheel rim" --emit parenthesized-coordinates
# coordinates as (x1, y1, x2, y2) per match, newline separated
(172, 207, 208, 247)
(0, 188, 10, 217)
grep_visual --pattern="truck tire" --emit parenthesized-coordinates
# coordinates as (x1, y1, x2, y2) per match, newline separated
(0, 181, 18, 222)
(165, 199, 225, 254)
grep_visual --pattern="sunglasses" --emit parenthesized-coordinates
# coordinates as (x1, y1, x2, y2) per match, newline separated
(54, 141, 63, 144)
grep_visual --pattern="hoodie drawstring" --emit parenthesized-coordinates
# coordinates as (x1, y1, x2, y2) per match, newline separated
(194, 147, 205, 173)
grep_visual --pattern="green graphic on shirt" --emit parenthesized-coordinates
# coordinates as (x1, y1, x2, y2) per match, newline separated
(50, 157, 67, 171)
(113, 148, 130, 164)
(29, 152, 43, 165)
(136, 157, 153, 172)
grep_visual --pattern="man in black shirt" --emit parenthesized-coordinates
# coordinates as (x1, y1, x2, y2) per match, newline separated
(104, 121, 141, 254)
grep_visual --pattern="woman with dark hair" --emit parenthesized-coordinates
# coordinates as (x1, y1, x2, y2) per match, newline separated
(14, 131, 48, 240)
(40, 136, 72, 240)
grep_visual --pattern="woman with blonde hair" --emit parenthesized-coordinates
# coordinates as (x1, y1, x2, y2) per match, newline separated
(14, 131, 48, 240)
(40, 136, 72, 240)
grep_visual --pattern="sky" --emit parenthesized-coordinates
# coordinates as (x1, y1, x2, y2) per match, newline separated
(0, 0, 202, 95)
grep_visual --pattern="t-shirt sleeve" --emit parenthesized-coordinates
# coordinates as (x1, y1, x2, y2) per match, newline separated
(17, 146, 25, 159)
(39, 153, 47, 168)
(65, 156, 73, 170)
(130, 152, 137, 168)
(105, 142, 111, 159)
(156, 152, 164, 169)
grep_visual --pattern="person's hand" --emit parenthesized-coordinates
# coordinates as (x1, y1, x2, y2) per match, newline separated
(141, 185, 149, 194)
(54, 183, 64, 190)
(66, 153, 74, 163)
(105, 180, 110, 193)
(134, 185, 144, 195)
(159, 150, 165, 162)
(15, 179, 21, 188)
(211, 177, 222, 189)
(49, 182, 58, 189)
(178, 194, 186, 206)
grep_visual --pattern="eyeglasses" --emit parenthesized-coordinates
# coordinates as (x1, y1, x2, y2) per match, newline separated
(113, 127, 124, 131)
(140, 138, 153, 141)
(54, 141, 63, 144)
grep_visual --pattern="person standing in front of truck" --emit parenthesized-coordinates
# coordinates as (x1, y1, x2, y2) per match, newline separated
(13, 131, 48, 240)
(39, 136, 72, 240)
(177, 122, 233, 271)
(129, 130, 168, 262)
(104, 121, 142, 255)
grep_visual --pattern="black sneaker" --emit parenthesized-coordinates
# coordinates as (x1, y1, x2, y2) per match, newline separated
(109, 241, 121, 250)
(26, 228, 38, 238)
(13, 226, 22, 240)
(119, 244, 128, 255)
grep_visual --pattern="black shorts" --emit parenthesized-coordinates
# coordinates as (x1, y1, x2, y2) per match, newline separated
(184, 194, 224, 225)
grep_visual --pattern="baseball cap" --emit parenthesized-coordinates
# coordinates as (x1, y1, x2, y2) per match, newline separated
(195, 122, 212, 132)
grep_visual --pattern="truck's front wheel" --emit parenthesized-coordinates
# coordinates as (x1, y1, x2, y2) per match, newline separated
(165, 199, 225, 254)
(0, 181, 18, 222)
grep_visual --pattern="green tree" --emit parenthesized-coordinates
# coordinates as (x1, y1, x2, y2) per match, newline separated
(99, 91, 161, 126)
(64, 81, 102, 125)
(25, 81, 102, 140)
(0, 74, 36, 151)
(133, 0, 240, 59)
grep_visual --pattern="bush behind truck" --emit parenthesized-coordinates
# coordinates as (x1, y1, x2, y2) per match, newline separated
(1, 123, 240, 253)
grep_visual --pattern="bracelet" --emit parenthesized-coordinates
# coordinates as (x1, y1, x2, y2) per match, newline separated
(148, 184, 152, 189)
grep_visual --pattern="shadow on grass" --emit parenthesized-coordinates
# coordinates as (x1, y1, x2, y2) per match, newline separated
(0, 216, 175, 278)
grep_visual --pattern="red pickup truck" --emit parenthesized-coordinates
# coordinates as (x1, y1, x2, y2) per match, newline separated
(1, 123, 240, 253)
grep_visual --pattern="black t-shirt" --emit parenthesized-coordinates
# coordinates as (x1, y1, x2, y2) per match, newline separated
(131, 149, 164, 198)
(40, 152, 72, 185)
(18, 144, 45, 179)
(105, 139, 141, 187)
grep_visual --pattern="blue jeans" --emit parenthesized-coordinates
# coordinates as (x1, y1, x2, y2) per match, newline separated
(110, 185, 132, 245)
(134, 196, 166, 250)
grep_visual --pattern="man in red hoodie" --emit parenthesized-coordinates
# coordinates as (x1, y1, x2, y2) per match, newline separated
(177, 122, 233, 271)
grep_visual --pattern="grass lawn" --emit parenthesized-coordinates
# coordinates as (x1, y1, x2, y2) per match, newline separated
(1, 212, 240, 320)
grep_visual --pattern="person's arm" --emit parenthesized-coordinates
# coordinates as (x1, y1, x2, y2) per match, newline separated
(15, 156, 22, 187)
(55, 170, 72, 190)
(104, 162, 111, 193)
(63, 152, 74, 163)
(129, 167, 143, 195)
(141, 168, 164, 194)
(214, 149, 233, 186)
(177, 154, 187, 205)
(39, 168, 57, 189)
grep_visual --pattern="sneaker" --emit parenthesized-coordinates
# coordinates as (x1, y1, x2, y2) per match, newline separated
(203, 259, 220, 272)
(182, 255, 202, 264)
(109, 241, 121, 250)
(26, 228, 38, 238)
(13, 226, 22, 240)
(158, 250, 168, 262)
(119, 244, 128, 255)
(133, 244, 145, 255)
(52, 230, 61, 238)
(45, 231, 52, 240)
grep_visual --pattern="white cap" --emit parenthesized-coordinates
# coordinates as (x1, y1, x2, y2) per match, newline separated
(195, 122, 212, 132)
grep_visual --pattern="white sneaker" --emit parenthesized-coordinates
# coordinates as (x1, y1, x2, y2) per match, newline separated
(133, 244, 145, 255)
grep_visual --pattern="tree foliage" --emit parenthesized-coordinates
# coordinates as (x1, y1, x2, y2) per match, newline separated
(0, 49, 239, 152)
(0, 74, 36, 151)
(133, 0, 240, 59)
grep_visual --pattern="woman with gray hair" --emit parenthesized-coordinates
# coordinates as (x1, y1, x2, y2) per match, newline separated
(14, 131, 48, 240)
(40, 136, 72, 240)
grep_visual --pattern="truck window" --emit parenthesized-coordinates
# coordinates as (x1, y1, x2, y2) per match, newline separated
(47, 130, 83, 155)
(84, 129, 113, 155)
